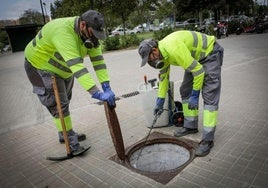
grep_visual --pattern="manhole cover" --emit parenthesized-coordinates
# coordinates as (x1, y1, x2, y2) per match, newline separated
(110, 132, 198, 185)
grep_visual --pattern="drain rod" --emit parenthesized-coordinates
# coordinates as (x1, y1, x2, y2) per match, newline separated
(133, 110, 162, 168)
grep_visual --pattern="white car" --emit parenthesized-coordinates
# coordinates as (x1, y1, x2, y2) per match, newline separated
(111, 28, 131, 36)
(2, 45, 11, 52)
(130, 25, 143, 34)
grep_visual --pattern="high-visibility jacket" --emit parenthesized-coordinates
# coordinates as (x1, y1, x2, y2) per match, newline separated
(24, 16, 109, 93)
(158, 30, 215, 98)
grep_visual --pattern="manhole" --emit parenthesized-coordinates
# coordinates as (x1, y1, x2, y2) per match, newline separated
(129, 143, 190, 172)
(110, 132, 198, 185)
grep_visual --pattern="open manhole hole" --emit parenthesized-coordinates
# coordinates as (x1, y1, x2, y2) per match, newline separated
(110, 132, 198, 185)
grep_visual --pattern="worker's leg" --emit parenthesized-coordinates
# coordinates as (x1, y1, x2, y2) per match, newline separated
(24, 60, 85, 151)
(174, 71, 198, 137)
(197, 42, 223, 156)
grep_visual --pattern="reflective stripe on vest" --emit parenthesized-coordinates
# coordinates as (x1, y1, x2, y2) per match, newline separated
(73, 68, 89, 78)
(159, 65, 170, 81)
(32, 31, 43, 47)
(48, 58, 72, 73)
(94, 64, 107, 71)
(90, 55, 104, 61)
(190, 31, 209, 61)
(192, 67, 204, 77)
(187, 60, 198, 72)
(54, 52, 65, 61)
(66, 57, 83, 67)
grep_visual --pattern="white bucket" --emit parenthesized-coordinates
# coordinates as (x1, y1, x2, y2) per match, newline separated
(138, 81, 174, 128)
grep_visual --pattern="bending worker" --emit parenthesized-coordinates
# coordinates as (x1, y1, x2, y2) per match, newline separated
(138, 30, 223, 156)
(24, 10, 115, 153)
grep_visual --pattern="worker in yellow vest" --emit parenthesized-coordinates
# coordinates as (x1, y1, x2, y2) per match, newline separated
(138, 30, 224, 157)
(24, 10, 115, 154)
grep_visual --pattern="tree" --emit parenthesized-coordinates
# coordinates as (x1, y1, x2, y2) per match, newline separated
(108, 0, 137, 35)
(18, 9, 44, 25)
(0, 30, 9, 50)
(172, 0, 255, 24)
(50, 0, 92, 19)
(155, 0, 176, 26)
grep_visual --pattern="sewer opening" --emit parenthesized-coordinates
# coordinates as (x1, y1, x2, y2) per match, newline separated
(129, 143, 190, 172)
(110, 132, 198, 185)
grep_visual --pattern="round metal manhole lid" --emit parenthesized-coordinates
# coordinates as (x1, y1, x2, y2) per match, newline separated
(129, 143, 190, 172)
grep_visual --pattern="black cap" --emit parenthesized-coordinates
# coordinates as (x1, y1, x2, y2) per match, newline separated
(80, 10, 106, 39)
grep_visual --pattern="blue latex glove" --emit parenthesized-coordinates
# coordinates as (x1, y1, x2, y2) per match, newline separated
(101, 81, 112, 92)
(188, 90, 200, 110)
(154, 97, 165, 115)
(92, 90, 115, 107)
(101, 82, 116, 107)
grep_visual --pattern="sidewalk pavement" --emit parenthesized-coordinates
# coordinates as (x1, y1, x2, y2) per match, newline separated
(0, 33, 267, 188)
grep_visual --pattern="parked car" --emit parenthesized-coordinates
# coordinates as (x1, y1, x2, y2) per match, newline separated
(110, 28, 131, 36)
(175, 21, 186, 28)
(183, 18, 199, 25)
(130, 25, 150, 34)
(159, 22, 167, 30)
(203, 18, 215, 25)
(2, 45, 11, 52)
(228, 15, 250, 22)
(130, 25, 143, 34)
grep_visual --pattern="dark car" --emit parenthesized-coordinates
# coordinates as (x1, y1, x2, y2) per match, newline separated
(263, 21, 268, 30)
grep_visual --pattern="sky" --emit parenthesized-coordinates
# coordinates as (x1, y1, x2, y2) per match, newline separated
(0, 0, 56, 20)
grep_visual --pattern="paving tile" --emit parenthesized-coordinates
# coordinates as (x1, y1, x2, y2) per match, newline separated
(251, 171, 268, 188)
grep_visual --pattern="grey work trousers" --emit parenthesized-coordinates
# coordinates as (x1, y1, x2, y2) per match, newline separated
(24, 59, 74, 118)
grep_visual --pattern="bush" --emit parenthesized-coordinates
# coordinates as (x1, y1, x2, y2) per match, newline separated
(103, 34, 141, 51)
(120, 34, 140, 49)
(103, 36, 120, 51)
(153, 27, 173, 40)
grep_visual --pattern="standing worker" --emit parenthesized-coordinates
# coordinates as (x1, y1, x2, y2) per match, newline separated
(138, 30, 223, 156)
(24, 10, 115, 153)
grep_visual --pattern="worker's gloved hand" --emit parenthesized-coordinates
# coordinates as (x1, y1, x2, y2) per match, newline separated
(101, 82, 116, 107)
(188, 90, 200, 110)
(154, 97, 165, 116)
(101, 81, 112, 92)
(92, 90, 115, 107)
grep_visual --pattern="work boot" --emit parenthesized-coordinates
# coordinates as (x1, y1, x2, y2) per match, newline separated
(174, 127, 198, 137)
(58, 130, 86, 144)
(72, 145, 87, 155)
(66, 131, 84, 154)
(195, 140, 214, 157)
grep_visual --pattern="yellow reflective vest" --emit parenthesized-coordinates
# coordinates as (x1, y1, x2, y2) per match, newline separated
(24, 16, 109, 93)
(158, 30, 215, 98)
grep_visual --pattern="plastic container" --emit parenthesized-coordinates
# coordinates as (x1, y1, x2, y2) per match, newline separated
(138, 80, 174, 128)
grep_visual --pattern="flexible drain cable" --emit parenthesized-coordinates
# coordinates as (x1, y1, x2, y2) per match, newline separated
(133, 110, 162, 168)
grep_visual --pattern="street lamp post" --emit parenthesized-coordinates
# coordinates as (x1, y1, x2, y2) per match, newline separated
(40, 0, 46, 24)
(43, 2, 48, 21)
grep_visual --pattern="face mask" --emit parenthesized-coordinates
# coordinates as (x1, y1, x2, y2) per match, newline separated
(84, 35, 100, 49)
(148, 58, 164, 69)
(81, 28, 100, 49)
